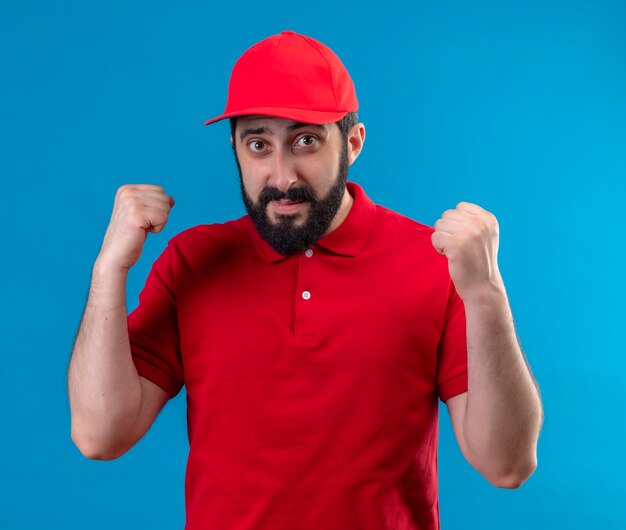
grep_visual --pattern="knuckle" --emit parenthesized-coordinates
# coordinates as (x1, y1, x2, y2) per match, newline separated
(484, 215, 497, 231)
(117, 185, 135, 200)
(127, 203, 141, 215)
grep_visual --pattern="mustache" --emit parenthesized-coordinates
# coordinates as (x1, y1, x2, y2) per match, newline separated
(258, 185, 317, 206)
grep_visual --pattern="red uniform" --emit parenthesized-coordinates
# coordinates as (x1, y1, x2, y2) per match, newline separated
(128, 181, 468, 529)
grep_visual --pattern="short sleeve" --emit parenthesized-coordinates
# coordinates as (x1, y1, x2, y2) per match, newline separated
(436, 281, 468, 402)
(128, 242, 184, 398)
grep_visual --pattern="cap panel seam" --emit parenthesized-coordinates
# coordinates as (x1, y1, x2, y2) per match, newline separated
(270, 35, 284, 105)
(301, 36, 339, 110)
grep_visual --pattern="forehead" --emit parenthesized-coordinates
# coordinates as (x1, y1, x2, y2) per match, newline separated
(236, 115, 333, 135)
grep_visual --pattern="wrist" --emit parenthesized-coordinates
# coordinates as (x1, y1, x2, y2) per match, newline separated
(89, 258, 130, 312)
(460, 276, 508, 308)
(91, 257, 129, 283)
(93, 256, 131, 279)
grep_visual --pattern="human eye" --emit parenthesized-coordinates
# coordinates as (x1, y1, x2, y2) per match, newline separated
(294, 134, 318, 148)
(247, 139, 269, 153)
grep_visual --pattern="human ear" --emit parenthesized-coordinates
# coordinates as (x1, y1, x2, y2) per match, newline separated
(347, 123, 366, 166)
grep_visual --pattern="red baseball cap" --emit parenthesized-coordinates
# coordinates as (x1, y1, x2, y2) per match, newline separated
(204, 30, 358, 126)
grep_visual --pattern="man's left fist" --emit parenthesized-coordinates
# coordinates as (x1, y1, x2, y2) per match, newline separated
(431, 202, 504, 302)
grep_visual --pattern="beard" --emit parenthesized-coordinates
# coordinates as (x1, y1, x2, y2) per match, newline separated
(235, 142, 349, 256)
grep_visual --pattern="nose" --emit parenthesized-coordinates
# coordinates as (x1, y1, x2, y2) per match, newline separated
(267, 147, 297, 192)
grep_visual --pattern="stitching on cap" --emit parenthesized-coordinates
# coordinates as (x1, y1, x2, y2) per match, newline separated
(271, 35, 283, 102)
(230, 104, 343, 112)
(301, 35, 340, 109)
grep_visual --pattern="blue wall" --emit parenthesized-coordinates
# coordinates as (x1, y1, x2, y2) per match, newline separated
(1, 1, 624, 528)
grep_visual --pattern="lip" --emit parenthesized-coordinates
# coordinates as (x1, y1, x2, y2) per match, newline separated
(271, 199, 306, 214)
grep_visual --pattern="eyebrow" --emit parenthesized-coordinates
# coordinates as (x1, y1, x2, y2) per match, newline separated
(239, 126, 269, 141)
(239, 122, 328, 141)
(286, 122, 328, 133)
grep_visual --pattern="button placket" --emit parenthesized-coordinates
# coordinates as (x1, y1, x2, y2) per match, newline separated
(294, 247, 317, 340)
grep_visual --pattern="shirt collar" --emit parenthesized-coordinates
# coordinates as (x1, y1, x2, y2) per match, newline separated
(245, 181, 377, 263)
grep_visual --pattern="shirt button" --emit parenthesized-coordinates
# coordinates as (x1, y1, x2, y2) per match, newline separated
(305, 248, 314, 258)
(302, 291, 311, 300)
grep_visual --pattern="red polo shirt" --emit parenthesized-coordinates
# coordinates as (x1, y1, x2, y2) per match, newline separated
(128, 181, 467, 530)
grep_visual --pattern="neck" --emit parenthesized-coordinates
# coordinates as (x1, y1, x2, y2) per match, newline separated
(325, 185, 354, 236)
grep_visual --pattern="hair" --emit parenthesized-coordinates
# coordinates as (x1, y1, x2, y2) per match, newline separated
(229, 111, 359, 143)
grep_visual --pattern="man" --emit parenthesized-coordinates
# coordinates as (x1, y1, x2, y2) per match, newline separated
(68, 31, 543, 529)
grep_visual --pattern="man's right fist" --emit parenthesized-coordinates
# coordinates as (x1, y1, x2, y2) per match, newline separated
(96, 184, 175, 272)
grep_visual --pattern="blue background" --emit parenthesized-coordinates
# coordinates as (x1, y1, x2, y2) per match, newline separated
(1, 1, 625, 528)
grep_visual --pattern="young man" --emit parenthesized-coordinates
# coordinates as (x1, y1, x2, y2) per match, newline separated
(68, 31, 543, 530)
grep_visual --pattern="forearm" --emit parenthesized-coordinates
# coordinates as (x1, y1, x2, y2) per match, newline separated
(462, 279, 543, 484)
(68, 259, 142, 459)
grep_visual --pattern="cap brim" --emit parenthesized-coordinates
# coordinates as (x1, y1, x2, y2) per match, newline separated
(204, 106, 352, 126)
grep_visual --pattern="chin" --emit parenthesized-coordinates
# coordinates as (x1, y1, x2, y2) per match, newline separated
(269, 206, 309, 224)
(271, 213, 307, 228)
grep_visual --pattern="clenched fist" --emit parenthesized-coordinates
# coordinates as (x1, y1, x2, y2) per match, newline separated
(96, 184, 175, 272)
(431, 201, 505, 303)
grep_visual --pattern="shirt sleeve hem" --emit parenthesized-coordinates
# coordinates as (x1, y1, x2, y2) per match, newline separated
(438, 371, 468, 403)
(132, 356, 182, 399)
